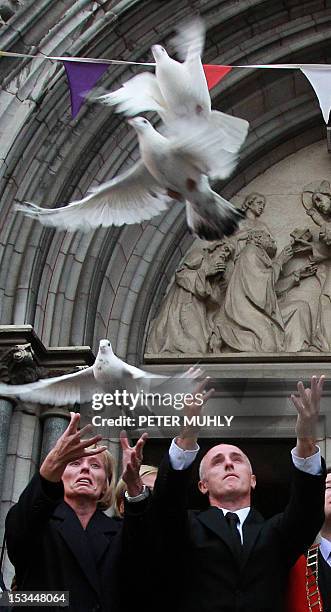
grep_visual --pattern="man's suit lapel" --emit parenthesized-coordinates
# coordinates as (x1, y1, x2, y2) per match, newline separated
(197, 506, 265, 568)
(52, 503, 117, 596)
(197, 507, 239, 563)
(241, 508, 264, 568)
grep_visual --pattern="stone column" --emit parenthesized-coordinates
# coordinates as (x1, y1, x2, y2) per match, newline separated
(0, 397, 14, 585)
(39, 407, 70, 464)
(0, 397, 14, 500)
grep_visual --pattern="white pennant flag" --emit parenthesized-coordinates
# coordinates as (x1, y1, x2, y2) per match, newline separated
(300, 67, 331, 124)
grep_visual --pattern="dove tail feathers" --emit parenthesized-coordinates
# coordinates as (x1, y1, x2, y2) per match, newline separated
(186, 195, 243, 241)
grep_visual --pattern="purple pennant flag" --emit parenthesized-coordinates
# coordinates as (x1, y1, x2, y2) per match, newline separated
(63, 60, 110, 118)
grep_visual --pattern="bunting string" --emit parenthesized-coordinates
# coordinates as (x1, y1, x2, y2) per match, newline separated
(0, 50, 156, 65)
(1, 49, 331, 122)
(2, 49, 331, 69)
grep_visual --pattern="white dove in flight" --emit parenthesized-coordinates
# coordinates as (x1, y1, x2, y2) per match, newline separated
(0, 339, 202, 406)
(16, 117, 243, 240)
(96, 18, 249, 180)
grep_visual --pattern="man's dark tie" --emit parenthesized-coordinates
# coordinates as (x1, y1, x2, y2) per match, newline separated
(225, 512, 242, 560)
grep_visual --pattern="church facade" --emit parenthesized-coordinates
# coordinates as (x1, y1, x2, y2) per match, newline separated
(1, 0, 331, 585)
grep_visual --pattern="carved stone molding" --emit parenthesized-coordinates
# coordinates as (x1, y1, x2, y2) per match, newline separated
(0, 325, 94, 385)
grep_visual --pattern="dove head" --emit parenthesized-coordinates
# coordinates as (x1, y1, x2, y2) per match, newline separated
(151, 44, 169, 62)
(128, 117, 153, 134)
(99, 339, 113, 355)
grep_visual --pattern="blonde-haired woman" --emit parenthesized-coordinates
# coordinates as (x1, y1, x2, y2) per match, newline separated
(5, 413, 149, 612)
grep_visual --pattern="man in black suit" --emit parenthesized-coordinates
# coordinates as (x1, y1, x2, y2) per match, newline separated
(5, 412, 149, 612)
(152, 376, 326, 612)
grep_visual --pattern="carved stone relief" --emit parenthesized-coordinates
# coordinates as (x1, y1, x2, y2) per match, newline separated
(146, 186, 331, 354)
(146, 241, 234, 354)
(302, 180, 331, 351)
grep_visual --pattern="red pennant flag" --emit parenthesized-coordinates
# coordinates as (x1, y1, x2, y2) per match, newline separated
(63, 60, 110, 118)
(203, 65, 232, 90)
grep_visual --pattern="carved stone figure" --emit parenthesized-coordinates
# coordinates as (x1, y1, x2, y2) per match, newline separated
(211, 229, 314, 353)
(289, 228, 314, 255)
(229, 192, 270, 257)
(276, 228, 316, 293)
(302, 180, 331, 227)
(302, 180, 331, 350)
(240, 192, 268, 226)
(146, 241, 234, 354)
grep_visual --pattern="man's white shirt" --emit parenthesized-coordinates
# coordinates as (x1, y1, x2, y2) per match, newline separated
(319, 536, 331, 566)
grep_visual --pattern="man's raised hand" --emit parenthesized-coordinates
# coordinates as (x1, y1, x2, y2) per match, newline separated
(290, 375, 325, 456)
(176, 377, 215, 450)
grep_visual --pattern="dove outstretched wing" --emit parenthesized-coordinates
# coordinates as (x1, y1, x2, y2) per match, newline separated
(209, 111, 249, 154)
(172, 17, 206, 61)
(0, 367, 102, 405)
(16, 162, 170, 231)
(96, 72, 167, 118)
(168, 118, 239, 180)
(122, 362, 202, 393)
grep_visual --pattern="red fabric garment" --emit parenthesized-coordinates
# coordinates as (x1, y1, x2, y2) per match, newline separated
(285, 553, 323, 611)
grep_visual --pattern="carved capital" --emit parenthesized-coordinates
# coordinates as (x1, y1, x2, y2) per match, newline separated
(39, 405, 71, 421)
(0, 343, 48, 384)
